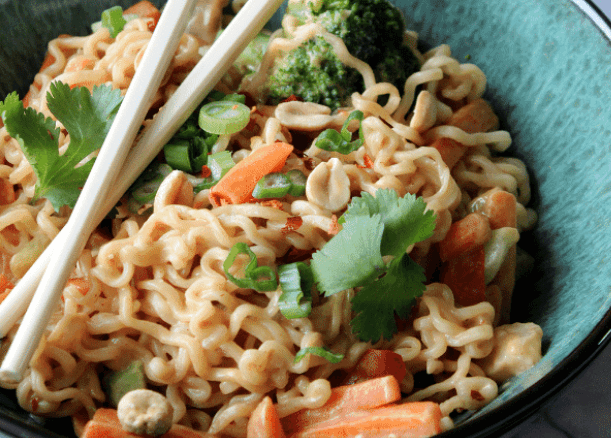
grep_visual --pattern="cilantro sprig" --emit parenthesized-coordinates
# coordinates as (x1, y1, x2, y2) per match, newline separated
(0, 82, 123, 211)
(309, 189, 436, 343)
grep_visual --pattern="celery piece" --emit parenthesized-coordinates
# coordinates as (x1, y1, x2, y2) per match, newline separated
(104, 360, 146, 407)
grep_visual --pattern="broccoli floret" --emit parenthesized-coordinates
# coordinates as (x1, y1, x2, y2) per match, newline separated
(267, 37, 363, 110)
(265, 0, 420, 110)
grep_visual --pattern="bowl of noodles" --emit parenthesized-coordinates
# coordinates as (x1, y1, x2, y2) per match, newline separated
(0, 0, 611, 437)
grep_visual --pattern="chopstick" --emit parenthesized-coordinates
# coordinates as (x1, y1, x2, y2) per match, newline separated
(0, 0, 199, 381)
(0, 0, 284, 381)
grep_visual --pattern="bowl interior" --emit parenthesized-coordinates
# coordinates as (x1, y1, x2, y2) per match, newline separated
(1, 0, 611, 436)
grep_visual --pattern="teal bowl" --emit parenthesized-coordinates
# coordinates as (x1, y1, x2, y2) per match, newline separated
(1, 0, 611, 437)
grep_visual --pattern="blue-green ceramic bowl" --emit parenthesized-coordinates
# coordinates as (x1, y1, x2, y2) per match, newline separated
(1, 0, 611, 437)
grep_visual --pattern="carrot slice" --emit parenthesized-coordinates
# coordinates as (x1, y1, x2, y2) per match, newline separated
(209, 142, 294, 207)
(290, 401, 442, 438)
(438, 213, 491, 262)
(0, 274, 14, 305)
(281, 375, 401, 436)
(342, 350, 406, 386)
(446, 98, 499, 134)
(482, 190, 517, 229)
(440, 244, 486, 306)
(82, 408, 216, 438)
(247, 396, 286, 438)
(124, 1, 161, 31)
(431, 99, 499, 168)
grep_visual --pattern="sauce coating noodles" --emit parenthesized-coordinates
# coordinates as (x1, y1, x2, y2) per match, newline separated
(0, 1, 541, 436)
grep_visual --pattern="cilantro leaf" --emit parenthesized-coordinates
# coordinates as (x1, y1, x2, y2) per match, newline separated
(1, 82, 123, 211)
(350, 253, 426, 343)
(0, 92, 22, 117)
(311, 215, 385, 296)
(340, 189, 437, 258)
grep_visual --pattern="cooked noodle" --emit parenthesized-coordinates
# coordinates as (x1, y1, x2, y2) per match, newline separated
(0, 2, 541, 436)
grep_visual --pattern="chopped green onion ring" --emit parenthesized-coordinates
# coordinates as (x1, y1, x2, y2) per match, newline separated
(193, 151, 235, 192)
(314, 110, 365, 154)
(198, 100, 251, 135)
(163, 141, 193, 172)
(223, 242, 278, 292)
(285, 169, 306, 197)
(294, 346, 344, 364)
(278, 262, 314, 319)
(130, 163, 173, 205)
(252, 173, 291, 199)
(101, 6, 127, 38)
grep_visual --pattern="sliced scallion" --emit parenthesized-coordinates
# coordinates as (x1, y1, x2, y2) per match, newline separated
(223, 242, 278, 292)
(193, 151, 235, 192)
(198, 100, 251, 135)
(252, 172, 291, 199)
(163, 141, 192, 172)
(278, 262, 314, 319)
(314, 110, 365, 154)
(286, 169, 306, 197)
(101, 6, 127, 38)
(130, 163, 172, 205)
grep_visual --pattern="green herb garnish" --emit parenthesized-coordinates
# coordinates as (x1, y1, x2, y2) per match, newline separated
(311, 189, 436, 343)
(0, 82, 123, 211)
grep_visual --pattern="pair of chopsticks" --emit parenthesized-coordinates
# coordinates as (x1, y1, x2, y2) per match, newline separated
(0, 0, 284, 382)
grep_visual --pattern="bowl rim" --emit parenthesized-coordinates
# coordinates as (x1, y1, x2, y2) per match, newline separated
(1, 1, 611, 437)
(433, 4, 611, 436)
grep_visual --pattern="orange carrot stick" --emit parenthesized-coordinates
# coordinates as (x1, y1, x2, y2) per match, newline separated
(82, 408, 217, 438)
(247, 396, 286, 438)
(482, 190, 517, 229)
(209, 142, 294, 207)
(281, 375, 401, 436)
(430, 99, 499, 168)
(440, 244, 486, 306)
(124, 1, 162, 31)
(0, 274, 14, 305)
(438, 212, 491, 262)
(290, 401, 443, 438)
(446, 98, 499, 134)
(341, 349, 406, 386)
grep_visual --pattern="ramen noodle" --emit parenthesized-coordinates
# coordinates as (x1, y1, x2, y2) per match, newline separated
(0, 0, 542, 436)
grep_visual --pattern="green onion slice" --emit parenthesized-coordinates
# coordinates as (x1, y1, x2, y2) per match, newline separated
(223, 242, 278, 292)
(252, 173, 291, 199)
(163, 135, 214, 174)
(130, 163, 172, 205)
(198, 100, 251, 135)
(314, 110, 365, 154)
(294, 346, 344, 364)
(101, 6, 127, 38)
(278, 262, 314, 319)
(286, 169, 306, 197)
(163, 141, 192, 172)
(193, 151, 235, 192)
